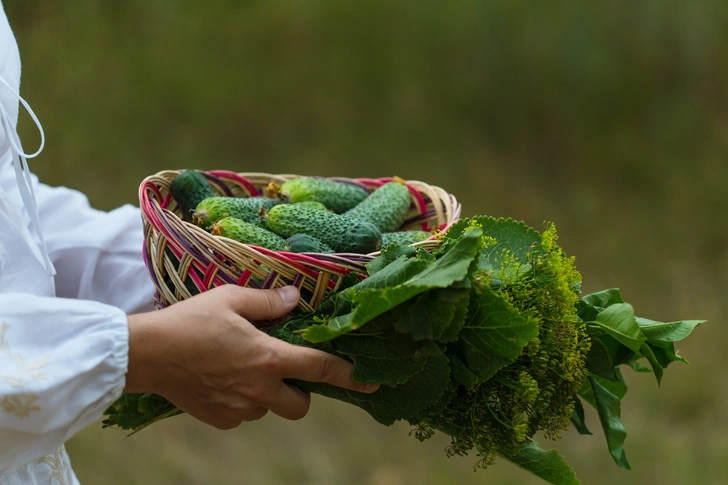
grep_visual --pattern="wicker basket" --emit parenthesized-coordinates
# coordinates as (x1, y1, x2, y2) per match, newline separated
(139, 170, 461, 323)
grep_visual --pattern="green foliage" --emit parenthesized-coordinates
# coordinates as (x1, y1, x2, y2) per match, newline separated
(101, 215, 705, 485)
(574, 289, 705, 471)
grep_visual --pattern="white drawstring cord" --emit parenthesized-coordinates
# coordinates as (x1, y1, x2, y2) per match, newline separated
(0, 74, 55, 276)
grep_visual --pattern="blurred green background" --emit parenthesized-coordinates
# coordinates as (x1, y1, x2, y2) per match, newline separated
(6, 1, 728, 484)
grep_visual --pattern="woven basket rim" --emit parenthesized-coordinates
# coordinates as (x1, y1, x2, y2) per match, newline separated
(139, 170, 462, 312)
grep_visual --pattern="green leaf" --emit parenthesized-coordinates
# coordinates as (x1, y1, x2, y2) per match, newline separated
(585, 338, 617, 380)
(580, 288, 624, 308)
(576, 288, 624, 322)
(291, 354, 451, 426)
(366, 245, 417, 275)
(593, 303, 646, 354)
(331, 333, 432, 387)
(648, 340, 688, 367)
(390, 289, 469, 341)
(303, 229, 482, 343)
(597, 333, 639, 368)
(437, 288, 471, 344)
(626, 358, 653, 373)
(571, 396, 592, 435)
(638, 342, 664, 385)
(502, 441, 581, 485)
(444, 217, 542, 281)
(636, 317, 705, 343)
(578, 371, 628, 407)
(588, 376, 631, 470)
(407, 381, 458, 425)
(458, 285, 539, 382)
(449, 353, 480, 389)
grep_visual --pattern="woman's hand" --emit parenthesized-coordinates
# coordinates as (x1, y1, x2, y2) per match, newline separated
(125, 285, 378, 429)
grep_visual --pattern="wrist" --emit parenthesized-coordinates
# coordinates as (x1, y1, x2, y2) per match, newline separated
(124, 312, 166, 394)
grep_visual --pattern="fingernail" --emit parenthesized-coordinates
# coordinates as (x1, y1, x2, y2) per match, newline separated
(364, 383, 380, 393)
(276, 286, 300, 306)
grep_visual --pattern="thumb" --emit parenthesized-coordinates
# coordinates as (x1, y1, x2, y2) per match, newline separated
(223, 285, 300, 320)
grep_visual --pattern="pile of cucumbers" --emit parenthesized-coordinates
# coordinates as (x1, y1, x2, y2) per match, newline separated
(169, 170, 434, 255)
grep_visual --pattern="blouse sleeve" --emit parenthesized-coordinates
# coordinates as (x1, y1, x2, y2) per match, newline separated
(32, 176, 157, 314)
(0, 295, 129, 474)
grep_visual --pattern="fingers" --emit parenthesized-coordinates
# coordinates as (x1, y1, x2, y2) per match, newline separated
(218, 285, 300, 320)
(265, 382, 312, 421)
(277, 343, 380, 393)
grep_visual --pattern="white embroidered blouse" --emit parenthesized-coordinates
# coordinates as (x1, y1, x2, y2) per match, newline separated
(0, 2, 156, 483)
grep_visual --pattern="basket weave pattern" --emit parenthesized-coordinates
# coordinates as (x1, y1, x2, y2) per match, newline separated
(139, 170, 461, 320)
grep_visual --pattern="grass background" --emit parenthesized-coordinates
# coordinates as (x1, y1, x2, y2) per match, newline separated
(5, 1, 728, 483)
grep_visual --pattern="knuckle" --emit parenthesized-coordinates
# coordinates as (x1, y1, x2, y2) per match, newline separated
(262, 290, 281, 314)
(317, 356, 339, 384)
(258, 343, 283, 374)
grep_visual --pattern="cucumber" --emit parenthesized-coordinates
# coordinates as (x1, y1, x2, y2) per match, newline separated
(283, 234, 335, 254)
(293, 200, 329, 212)
(210, 217, 286, 250)
(381, 230, 431, 247)
(344, 180, 412, 232)
(279, 178, 368, 213)
(267, 204, 381, 254)
(193, 196, 279, 229)
(171, 170, 215, 222)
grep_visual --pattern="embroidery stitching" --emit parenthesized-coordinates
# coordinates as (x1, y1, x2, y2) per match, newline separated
(41, 446, 70, 485)
(0, 321, 48, 419)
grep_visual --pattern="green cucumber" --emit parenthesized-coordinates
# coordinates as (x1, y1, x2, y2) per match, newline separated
(211, 217, 286, 250)
(267, 204, 381, 254)
(381, 230, 432, 247)
(283, 234, 335, 254)
(293, 200, 329, 212)
(171, 170, 215, 222)
(344, 180, 412, 232)
(279, 178, 368, 213)
(193, 196, 279, 229)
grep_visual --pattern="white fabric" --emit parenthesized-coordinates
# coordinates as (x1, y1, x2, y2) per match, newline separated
(0, 2, 156, 483)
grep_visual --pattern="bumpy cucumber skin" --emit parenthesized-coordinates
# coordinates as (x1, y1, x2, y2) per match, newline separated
(280, 178, 368, 214)
(283, 233, 335, 254)
(267, 204, 381, 254)
(344, 181, 412, 232)
(171, 170, 215, 222)
(193, 197, 279, 229)
(293, 200, 329, 212)
(381, 230, 431, 247)
(211, 217, 286, 250)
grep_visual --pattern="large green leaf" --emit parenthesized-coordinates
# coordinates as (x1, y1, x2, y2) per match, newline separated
(592, 303, 646, 354)
(458, 285, 538, 382)
(636, 317, 705, 343)
(588, 376, 631, 470)
(576, 288, 624, 322)
(585, 337, 617, 380)
(502, 441, 581, 485)
(444, 217, 541, 280)
(331, 332, 434, 387)
(303, 229, 482, 343)
(291, 353, 450, 426)
(390, 288, 469, 341)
